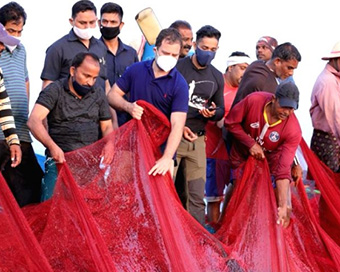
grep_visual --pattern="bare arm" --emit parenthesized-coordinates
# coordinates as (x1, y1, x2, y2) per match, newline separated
(105, 79, 118, 129)
(148, 111, 187, 176)
(275, 178, 290, 228)
(27, 104, 65, 163)
(25, 80, 30, 105)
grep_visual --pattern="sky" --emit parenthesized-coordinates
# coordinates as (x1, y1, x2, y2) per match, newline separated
(12, 0, 340, 155)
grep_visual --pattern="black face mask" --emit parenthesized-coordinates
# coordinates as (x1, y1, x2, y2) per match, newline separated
(100, 25, 120, 40)
(72, 79, 92, 97)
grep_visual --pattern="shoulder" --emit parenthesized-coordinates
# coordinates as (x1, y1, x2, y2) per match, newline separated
(46, 33, 71, 52)
(176, 57, 191, 70)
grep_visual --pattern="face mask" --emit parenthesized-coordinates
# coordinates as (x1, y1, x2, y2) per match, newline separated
(156, 54, 177, 72)
(100, 25, 120, 40)
(5, 36, 21, 52)
(195, 46, 216, 67)
(73, 26, 96, 40)
(72, 78, 93, 97)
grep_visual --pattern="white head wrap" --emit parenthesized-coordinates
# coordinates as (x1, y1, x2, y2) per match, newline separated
(226, 56, 251, 69)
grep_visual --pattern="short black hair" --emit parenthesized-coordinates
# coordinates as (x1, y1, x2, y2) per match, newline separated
(100, 2, 123, 21)
(196, 25, 221, 43)
(155, 27, 182, 49)
(229, 51, 249, 58)
(169, 20, 191, 30)
(72, 0, 96, 19)
(71, 52, 100, 68)
(272, 42, 302, 62)
(0, 2, 27, 26)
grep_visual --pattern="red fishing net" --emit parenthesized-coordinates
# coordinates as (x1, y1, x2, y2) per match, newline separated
(1, 101, 340, 271)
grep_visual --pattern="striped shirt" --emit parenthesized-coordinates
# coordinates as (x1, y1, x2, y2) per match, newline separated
(0, 44, 31, 142)
(0, 67, 20, 146)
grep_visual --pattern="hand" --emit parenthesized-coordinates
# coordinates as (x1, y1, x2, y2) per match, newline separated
(148, 156, 173, 176)
(291, 164, 303, 186)
(183, 126, 198, 142)
(50, 144, 66, 164)
(249, 143, 265, 160)
(277, 205, 290, 228)
(9, 144, 22, 167)
(127, 101, 144, 120)
(100, 140, 114, 165)
(199, 101, 216, 118)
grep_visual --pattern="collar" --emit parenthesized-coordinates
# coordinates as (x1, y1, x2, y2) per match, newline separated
(263, 101, 282, 127)
(326, 62, 340, 77)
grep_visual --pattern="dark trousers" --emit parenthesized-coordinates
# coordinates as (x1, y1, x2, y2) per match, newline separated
(0, 141, 43, 207)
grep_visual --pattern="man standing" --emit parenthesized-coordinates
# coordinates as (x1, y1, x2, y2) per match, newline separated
(225, 81, 302, 227)
(169, 20, 193, 58)
(98, 2, 138, 127)
(205, 51, 250, 226)
(0, 24, 21, 172)
(232, 42, 301, 106)
(174, 25, 224, 226)
(28, 52, 113, 201)
(0, 2, 43, 207)
(310, 41, 340, 172)
(107, 28, 188, 176)
(256, 36, 278, 61)
(40, 0, 108, 91)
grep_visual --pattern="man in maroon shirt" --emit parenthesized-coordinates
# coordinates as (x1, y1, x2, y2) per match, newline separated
(225, 81, 301, 227)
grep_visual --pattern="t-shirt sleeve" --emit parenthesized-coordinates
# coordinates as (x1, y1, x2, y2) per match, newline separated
(98, 91, 112, 121)
(36, 84, 59, 111)
(171, 75, 189, 113)
(40, 44, 62, 81)
(225, 96, 256, 149)
(209, 71, 225, 121)
(271, 117, 302, 181)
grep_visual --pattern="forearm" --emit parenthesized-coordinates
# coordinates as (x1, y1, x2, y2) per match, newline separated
(27, 119, 57, 151)
(275, 178, 290, 207)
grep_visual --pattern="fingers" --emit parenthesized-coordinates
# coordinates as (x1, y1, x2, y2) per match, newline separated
(131, 102, 144, 120)
(10, 145, 22, 168)
(148, 164, 168, 176)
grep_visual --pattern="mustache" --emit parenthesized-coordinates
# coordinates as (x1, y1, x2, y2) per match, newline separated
(183, 45, 192, 50)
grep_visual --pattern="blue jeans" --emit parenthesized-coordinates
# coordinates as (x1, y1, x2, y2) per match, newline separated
(41, 157, 58, 201)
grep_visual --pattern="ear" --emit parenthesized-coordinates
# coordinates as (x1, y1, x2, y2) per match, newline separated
(69, 18, 74, 27)
(153, 46, 157, 54)
(70, 66, 75, 77)
(97, 19, 101, 28)
(193, 41, 197, 50)
(119, 22, 125, 30)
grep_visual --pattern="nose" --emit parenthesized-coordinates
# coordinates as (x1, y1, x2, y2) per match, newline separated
(87, 77, 96, 86)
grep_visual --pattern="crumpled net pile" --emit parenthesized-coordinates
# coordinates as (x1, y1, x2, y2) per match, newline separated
(0, 100, 340, 271)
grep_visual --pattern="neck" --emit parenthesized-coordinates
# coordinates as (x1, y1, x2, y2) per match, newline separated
(192, 54, 206, 69)
(265, 101, 279, 124)
(68, 77, 82, 99)
(104, 37, 119, 55)
(79, 38, 90, 49)
(223, 73, 238, 88)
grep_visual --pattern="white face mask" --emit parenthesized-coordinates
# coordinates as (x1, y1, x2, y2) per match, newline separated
(5, 36, 21, 52)
(156, 54, 177, 72)
(73, 26, 96, 40)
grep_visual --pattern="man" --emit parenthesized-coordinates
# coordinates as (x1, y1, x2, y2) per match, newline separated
(0, 2, 43, 207)
(107, 28, 188, 176)
(0, 23, 21, 172)
(310, 40, 340, 172)
(225, 81, 302, 227)
(28, 52, 113, 201)
(169, 20, 193, 58)
(256, 36, 278, 61)
(174, 25, 224, 226)
(205, 51, 250, 226)
(98, 2, 138, 127)
(40, 0, 108, 92)
(232, 42, 301, 106)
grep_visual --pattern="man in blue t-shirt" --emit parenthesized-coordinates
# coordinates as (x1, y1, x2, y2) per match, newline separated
(107, 28, 189, 176)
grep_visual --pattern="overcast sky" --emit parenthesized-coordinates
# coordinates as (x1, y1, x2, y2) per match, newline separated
(13, 0, 340, 154)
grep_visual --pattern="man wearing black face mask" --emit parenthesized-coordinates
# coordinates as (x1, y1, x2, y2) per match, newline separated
(99, 3, 139, 127)
(27, 52, 113, 201)
(174, 25, 224, 226)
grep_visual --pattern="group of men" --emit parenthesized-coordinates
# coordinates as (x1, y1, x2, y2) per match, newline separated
(1, 0, 339, 233)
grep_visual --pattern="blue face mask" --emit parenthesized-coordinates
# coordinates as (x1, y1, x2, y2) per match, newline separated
(72, 79, 92, 97)
(195, 46, 216, 67)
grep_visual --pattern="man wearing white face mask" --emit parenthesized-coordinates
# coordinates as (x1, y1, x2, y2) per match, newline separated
(0, 2, 43, 207)
(107, 28, 189, 177)
(40, 0, 109, 94)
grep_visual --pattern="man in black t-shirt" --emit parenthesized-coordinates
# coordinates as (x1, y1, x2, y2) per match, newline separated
(174, 25, 224, 226)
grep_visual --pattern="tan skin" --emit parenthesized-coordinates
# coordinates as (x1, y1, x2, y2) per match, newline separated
(0, 42, 22, 167)
(28, 56, 113, 164)
(177, 27, 193, 58)
(256, 42, 273, 61)
(107, 40, 186, 176)
(184, 37, 219, 142)
(266, 57, 299, 81)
